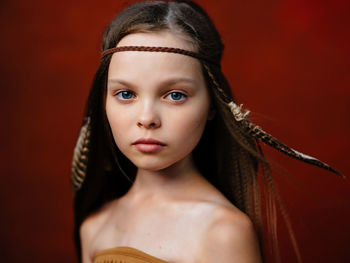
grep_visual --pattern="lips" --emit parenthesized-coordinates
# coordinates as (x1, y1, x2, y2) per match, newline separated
(132, 138, 166, 153)
(132, 138, 166, 146)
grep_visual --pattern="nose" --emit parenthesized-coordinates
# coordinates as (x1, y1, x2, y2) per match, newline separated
(137, 101, 161, 129)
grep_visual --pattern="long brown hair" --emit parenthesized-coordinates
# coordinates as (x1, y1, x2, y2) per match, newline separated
(71, 1, 342, 262)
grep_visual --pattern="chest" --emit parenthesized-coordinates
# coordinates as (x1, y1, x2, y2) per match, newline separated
(91, 202, 212, 262)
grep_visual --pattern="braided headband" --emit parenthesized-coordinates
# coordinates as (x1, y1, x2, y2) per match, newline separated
(71, 45, 343, 191)
(101, 45, 219, 67)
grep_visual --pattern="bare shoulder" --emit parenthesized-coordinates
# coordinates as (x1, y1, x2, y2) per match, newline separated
(197, 204, 262, 263)
(80, 201, 115, 263)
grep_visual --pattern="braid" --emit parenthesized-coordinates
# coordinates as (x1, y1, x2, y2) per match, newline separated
(101, 46, 219, 67)
(232, 156, 244, 210)
(239, 149, 255, 218)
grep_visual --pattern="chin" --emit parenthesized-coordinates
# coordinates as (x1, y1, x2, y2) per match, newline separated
(130, 156, 183, 172)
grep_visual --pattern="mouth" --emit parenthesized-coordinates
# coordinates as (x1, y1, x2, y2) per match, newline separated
(132, 138, 166, 146)
(132, 138, 166, 153)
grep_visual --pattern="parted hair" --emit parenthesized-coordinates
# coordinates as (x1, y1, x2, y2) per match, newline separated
(72, 1, 341, 262)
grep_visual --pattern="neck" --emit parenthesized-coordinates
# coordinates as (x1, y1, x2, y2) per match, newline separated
(127, 154, 202, 199)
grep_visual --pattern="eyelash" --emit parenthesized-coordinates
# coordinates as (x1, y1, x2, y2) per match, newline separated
(114, 90, 188, 102)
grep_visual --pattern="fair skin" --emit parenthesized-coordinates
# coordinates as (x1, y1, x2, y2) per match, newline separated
(80, 30, 262, 263)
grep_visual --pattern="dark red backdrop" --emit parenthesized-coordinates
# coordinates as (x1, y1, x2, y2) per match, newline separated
(1, 0, 349, 262)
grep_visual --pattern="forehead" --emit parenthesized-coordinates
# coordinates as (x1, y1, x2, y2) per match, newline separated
(117, 30, 196, 51)
(107, 31, 204, 83)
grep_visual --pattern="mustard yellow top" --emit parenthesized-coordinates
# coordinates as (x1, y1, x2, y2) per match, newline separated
(93, 246, 169, 263)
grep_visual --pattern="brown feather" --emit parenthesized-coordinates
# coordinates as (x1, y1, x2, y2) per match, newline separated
(71, 118, 91, 191)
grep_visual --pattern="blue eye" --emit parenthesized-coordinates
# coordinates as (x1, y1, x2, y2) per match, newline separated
(116, 90, 135, 100)
(166, 92, 187, 101)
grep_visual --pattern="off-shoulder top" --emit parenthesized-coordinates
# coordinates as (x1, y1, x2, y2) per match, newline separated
(93, 246, 169, 263)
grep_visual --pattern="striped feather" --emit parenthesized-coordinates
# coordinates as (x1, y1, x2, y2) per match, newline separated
(71, 118, 91, 191)
(227, 102, 344, 178)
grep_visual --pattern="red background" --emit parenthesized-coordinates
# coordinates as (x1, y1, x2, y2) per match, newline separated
(0, 0, 349, 262)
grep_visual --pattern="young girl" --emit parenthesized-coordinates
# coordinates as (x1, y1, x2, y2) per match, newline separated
(71, 1, 342, 262)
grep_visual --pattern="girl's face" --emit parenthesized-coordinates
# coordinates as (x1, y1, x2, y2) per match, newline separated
(106, 31, 211, 171)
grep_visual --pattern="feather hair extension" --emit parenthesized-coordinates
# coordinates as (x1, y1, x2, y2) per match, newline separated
(203, 64, 344, 178)
(71, 117, 91, 191)
(227, 102, 344, 178)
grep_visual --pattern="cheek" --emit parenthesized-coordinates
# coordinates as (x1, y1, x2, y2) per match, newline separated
(105, 101, 131, 150)
(166, 100, 209, 150)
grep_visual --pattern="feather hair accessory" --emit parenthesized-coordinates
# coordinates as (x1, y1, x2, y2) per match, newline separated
(228, 101, 344, 177)
(71, 117, 91, 191)
(203, 64, 344, 178)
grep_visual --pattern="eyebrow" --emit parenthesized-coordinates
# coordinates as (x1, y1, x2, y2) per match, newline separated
(107, 77, 199, 89)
